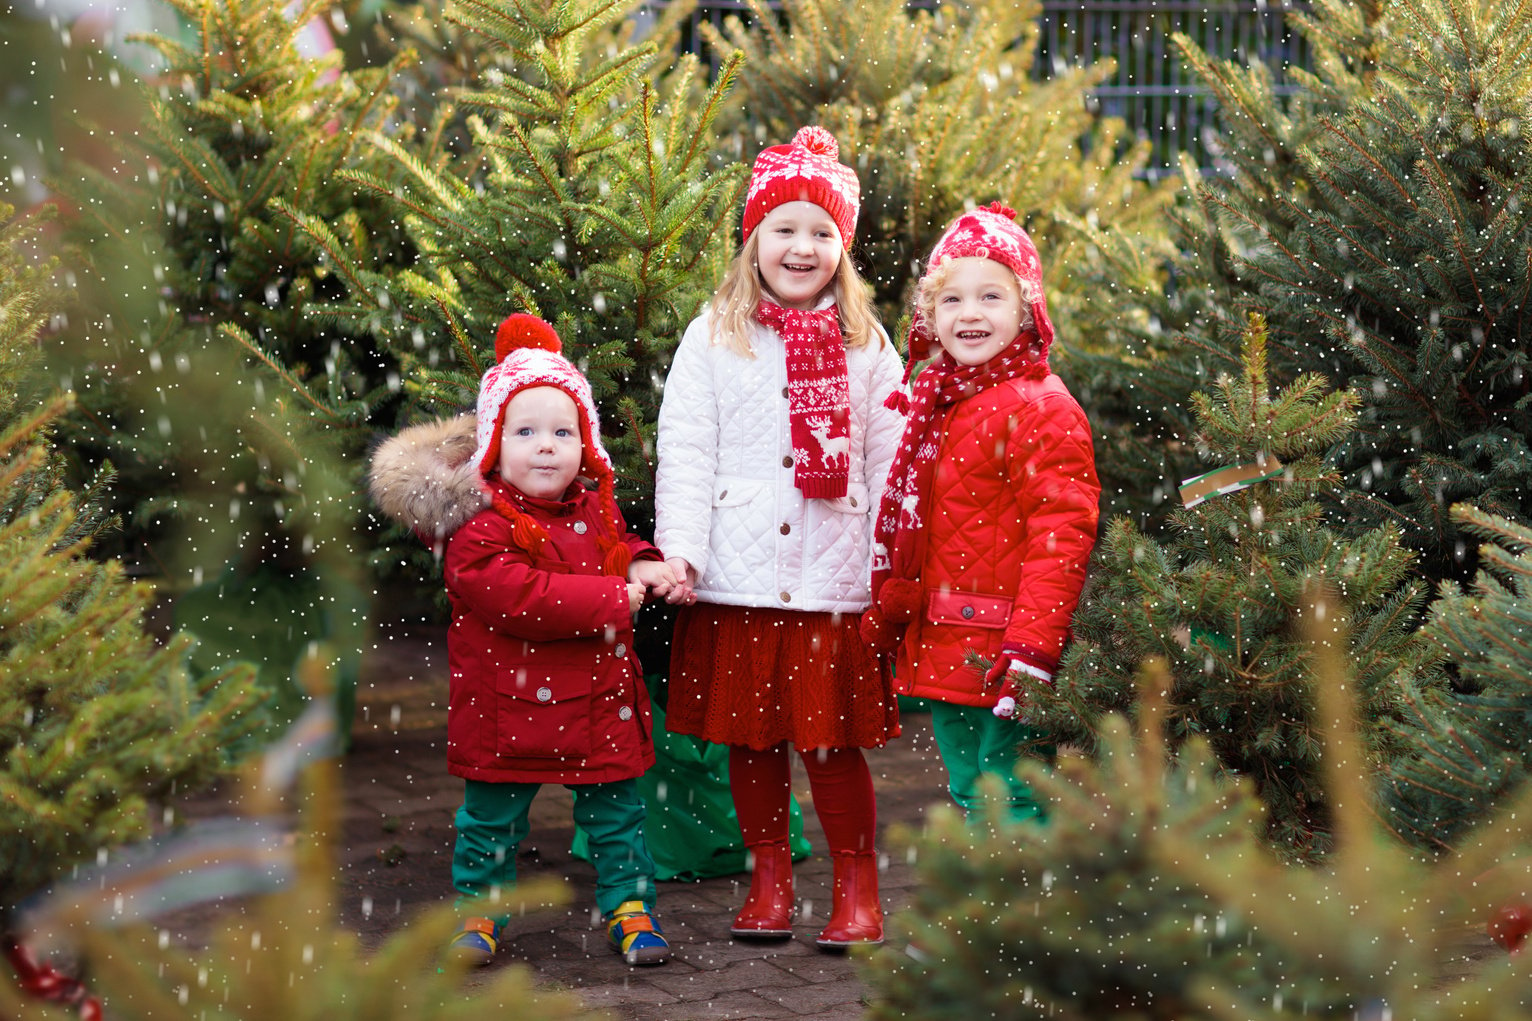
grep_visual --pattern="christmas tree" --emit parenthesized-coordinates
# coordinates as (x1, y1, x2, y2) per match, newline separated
(297, 0, 746, 529)
(1048, 315, 1448, 855)
(1378, 507, 1532, 851)
(4, 664, 603, 1021)
(51, 0, 402, 729)
(702, 0, 1177, 334)
(0, 203, 265, 925)
(865, 642, 1532, 1020)
(1076, 0, 1532, 580)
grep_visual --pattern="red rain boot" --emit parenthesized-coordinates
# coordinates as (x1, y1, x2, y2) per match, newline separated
(814, 851, 884, 950)
(730, 839, 795, 939)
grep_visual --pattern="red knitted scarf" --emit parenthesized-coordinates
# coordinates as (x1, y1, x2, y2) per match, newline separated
(755, 300, 851, 499)
(871, 332, 1049, 615)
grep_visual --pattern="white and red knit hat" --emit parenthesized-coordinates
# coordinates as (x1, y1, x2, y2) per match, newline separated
(741, 126, 860, 249)
(909, 202, 1055, 366)
(471, 313, 613, 485)
(471, 313, 632, 574)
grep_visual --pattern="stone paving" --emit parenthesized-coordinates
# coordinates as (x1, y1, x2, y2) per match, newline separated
(332, 620, 954, 1021)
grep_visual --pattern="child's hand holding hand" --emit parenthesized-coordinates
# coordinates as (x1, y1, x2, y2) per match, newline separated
(626, 581, 647, 614)
(662, 557, 698, 605)
(629, 558, 676, 598)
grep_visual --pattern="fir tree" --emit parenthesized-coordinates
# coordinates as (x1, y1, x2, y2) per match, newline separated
(3, 710, 604, 1021)
(1049, 315, 1446, 855)
(1378, 508, 1532, 851)
(703, 0, 1177, 336)
(1078, 0, 1532, 580)
(297, 0, 746, 535)
(0, 205, 265, 924)
(51, 0, 402, 728)
(59, 0, 415, 546)
(865, 648, 1532, 1020)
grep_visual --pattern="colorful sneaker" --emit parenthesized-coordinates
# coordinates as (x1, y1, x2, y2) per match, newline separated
(445, 916, 499, 966)
(604, 901, 671, 966)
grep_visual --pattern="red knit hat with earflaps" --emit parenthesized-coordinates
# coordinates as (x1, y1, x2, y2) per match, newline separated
(471, 314, 632, 578)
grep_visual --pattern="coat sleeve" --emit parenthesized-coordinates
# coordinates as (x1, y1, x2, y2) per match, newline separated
(446, 515, 631, 643)
(862, 331, 907, 509)
(1001, 389, 1101, 668)
(654, 317, 720, 575)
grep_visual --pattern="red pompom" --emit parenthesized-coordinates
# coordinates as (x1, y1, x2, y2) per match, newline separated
(1489, 902, 1532, 953)
(984, 201, 1018, 221)
(792, 125, 838, 160)
(878, 577, 922, 624)
(495, 313, 561, 362)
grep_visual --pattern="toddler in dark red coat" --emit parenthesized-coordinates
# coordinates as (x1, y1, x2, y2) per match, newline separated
(862, 204, 1101, 823)
(370, 314, 684, 966)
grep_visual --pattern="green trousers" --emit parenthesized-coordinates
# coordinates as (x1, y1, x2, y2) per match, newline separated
(452, 778, 657, 923)
(929, 701, 1046, 823)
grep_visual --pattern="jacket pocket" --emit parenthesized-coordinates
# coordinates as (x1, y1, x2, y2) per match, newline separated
(712, 476, 768, 508)
(495, 667, 593, 758)
(926, 590, 1011, 629)
(822, 482, 871, 516)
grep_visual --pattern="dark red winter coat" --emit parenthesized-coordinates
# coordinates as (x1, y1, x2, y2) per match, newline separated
(444, 477, 660, 784)
(893, 373, 1100, 708)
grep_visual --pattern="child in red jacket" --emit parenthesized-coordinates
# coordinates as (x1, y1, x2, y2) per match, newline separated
(370, 315, 683, 966)
(862, 204, 1101, 822)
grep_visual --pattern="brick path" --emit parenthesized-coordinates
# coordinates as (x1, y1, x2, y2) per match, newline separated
(333, 621, 953, 1021)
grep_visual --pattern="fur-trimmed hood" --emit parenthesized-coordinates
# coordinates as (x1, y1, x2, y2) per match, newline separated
(368, 415, 487, 545)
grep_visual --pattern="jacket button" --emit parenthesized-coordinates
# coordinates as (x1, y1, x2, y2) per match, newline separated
(782, 456, 793, 468)
(779, 523, 790, 535)
(961, 605, 975, 619)
(614, 643, 627, 658)
(536, 686, 553, 702)
(618, 705, 634, 721)
(782, 387, 789, 399)
(849, 496, 858, 507)
(572, 521, 587, 534)
(718, 489, 728, 500)
(779, 591, 791, 603)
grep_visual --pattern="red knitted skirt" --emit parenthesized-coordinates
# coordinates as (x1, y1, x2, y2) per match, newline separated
(667, 603, 900, 751)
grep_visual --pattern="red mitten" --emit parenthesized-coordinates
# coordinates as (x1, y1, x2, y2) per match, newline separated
(981, 655, 1013, 689)
(859, 606, 901, 653)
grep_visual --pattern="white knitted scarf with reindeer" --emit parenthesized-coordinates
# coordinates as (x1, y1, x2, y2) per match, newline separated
(756, 299, 851, 499)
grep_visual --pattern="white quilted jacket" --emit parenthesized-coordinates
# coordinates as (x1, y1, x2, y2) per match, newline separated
(655, 306, 906, 614)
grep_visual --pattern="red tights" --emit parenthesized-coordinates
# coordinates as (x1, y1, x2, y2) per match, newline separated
(729, 743, 876, 854)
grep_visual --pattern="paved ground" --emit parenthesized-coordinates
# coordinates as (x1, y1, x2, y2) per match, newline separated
(330, 618, 955, 1021)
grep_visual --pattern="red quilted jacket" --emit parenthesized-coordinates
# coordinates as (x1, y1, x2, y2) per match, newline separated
(444, 478, 659, 783)
(893, 373, 1100, 707)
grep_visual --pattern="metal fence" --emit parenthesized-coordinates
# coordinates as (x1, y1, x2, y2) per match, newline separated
(648, 0, 1312, 178)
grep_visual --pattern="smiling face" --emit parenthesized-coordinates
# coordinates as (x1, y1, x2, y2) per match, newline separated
(496, 385, 582, 500)
(754, 200, 843, 310)
(930, 257, 1027, 367)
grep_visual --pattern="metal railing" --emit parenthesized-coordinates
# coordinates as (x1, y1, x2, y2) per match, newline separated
(648, 0, 1312, 178)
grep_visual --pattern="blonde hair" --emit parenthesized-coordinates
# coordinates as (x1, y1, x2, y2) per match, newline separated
(913, 258, 1037, 338)
(707, 231, 882, 357)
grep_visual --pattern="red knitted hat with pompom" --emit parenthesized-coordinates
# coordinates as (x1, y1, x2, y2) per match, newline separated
(741, 126, 861, 249)
(472, 314, 612, 484)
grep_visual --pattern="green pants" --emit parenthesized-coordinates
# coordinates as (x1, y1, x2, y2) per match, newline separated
(452, 778, 657, 923)
(929, 701, 1046, 823)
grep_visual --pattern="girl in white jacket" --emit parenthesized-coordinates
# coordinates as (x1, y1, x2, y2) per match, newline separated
(655, 126, 906, 950)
